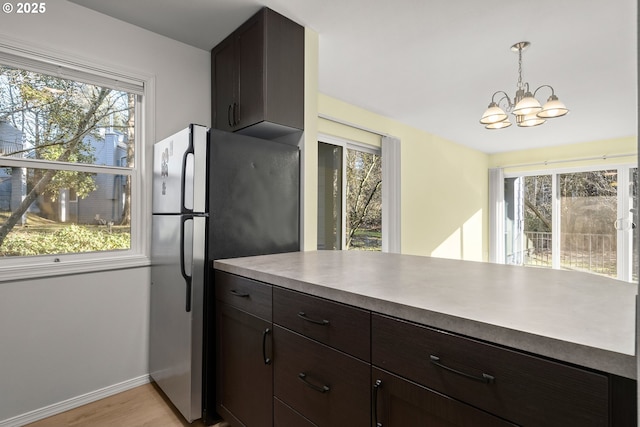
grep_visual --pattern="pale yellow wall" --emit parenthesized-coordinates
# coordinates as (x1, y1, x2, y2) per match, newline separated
(302, 28, 319, 251)
(311, 94, 490, 261)
(305, 32, 638, 262)
(489, 137, 637, 174)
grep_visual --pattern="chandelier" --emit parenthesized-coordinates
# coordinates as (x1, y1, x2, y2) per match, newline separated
(480, 41, 569, 129)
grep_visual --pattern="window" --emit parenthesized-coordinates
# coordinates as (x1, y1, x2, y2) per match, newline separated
(317, 138, 382, 251)
(0, 46, 146, 279)
(502, 165, 637, 282)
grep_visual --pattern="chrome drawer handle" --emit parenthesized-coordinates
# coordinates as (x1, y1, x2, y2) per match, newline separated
(429, 355, 495, 384)
(298, 372, 330, 393)
(229, 289, 250, 298)
(297, 311, 330, 326)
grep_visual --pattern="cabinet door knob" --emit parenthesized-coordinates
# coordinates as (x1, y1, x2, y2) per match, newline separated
(429, 355, 495, 384)
(227, 104, 233, 127)
(297, 311, 330, 326)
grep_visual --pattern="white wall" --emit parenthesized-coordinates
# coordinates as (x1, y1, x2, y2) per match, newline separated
(0, 0, 210, 423)
(0, 268, 150, 420)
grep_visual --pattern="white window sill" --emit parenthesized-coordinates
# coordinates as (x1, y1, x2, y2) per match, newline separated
(0, 254, 151, 282)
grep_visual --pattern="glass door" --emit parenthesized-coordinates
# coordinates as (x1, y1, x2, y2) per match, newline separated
(503, 166, 637, 282)
(504, 175, 553, 267)
(558, 170, 617, 277)
(317, 142, 343, 250)
(317, 140, 382, 251)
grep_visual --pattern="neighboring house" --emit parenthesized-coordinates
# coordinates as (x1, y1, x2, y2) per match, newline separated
(58, 131, 128, 225)
(0, 121, 128, 225)
(0, 120, 27, 224)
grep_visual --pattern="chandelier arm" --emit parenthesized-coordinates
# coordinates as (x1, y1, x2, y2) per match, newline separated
(491, 90, 512, 106)
(533, 84, 555, 98)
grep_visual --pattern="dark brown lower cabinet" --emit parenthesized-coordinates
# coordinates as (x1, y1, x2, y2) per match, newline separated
(273, 326, 370, 426)
(213, 271, 636, 427)
(216, 302, 273, 427)
(274, 397, 316, 427)
(372, 368, 516, 427)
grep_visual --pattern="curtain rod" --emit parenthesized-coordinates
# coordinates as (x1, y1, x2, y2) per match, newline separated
(497, 152, 637, 169)
(318, 113, 389, 137)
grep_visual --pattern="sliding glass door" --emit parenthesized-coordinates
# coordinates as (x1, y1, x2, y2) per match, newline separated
(503, 166, 637, 282)
(317, 139, 382, 251)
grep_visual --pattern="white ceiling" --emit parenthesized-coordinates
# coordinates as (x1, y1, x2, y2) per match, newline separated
(67, 0, 637, 154)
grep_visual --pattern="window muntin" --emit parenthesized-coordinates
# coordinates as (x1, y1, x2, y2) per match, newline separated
(0, 59, 141, 262)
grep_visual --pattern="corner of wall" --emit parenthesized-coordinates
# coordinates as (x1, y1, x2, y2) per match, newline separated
(302, 28, 319, 251)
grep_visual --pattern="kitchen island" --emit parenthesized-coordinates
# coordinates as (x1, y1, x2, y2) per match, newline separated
(213, 250, 637, 426)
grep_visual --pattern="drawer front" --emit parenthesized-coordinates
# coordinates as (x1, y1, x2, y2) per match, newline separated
(273, 326, 370, 426)
(215, 270, 272, 321)
(273, 287, 370, 361)
(274, 397, 317, 427)
(372, 314, 609, 427)
(372, 368, 517, 427)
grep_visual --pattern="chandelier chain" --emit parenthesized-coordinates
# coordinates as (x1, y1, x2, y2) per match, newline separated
(517, 47, 523, 91)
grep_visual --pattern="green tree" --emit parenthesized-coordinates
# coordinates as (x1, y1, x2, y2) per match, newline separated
(0, 66, 132, 247)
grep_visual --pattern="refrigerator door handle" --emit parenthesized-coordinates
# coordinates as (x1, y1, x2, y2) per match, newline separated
(180, 215, 194, 312)
(181, 151, 195, 213)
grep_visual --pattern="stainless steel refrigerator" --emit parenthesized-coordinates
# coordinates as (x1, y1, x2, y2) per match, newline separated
(150, 124, 299, 423)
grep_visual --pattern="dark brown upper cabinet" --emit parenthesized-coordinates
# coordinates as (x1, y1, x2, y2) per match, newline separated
(211, 7, 304, 141)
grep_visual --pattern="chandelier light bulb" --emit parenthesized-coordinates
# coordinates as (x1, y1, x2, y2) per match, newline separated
(518, 112, 546, 127)
(480, 102, 508, 124)
(537, 95, 569, 118)
(513, 92, 542, 116)
(485, 118, 512, 129)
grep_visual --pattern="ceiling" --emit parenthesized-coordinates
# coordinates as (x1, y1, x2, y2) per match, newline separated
(67, 0, 637, 154)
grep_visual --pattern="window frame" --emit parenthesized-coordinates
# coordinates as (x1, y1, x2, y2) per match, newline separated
(0, 38, 152, 282)
(500, 162, 637, 282)
(318, 133, 383, 251)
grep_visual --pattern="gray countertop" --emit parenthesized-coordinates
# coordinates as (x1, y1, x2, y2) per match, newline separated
(213, 250, 637, 379)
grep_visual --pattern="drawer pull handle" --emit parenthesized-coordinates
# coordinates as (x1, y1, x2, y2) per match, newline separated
(373, 379, 383, 427)
(229, 289, 250, 298)
(262, 328, 271, 365)
(429, 355, 495, 384)
(298, 372, 330, 393)
(297, 311, 330, 326)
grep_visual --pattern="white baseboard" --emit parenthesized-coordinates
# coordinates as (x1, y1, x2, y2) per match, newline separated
(0, 375, 151, 427)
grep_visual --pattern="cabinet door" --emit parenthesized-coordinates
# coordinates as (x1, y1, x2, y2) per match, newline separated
(236, 14, 264, 131)
(217, 302, 273, 427)
(372, 314, 609, 427)
(273, 326, 370, 426)
(372, 368, 517, 427)
(274, 397, 316, 427)
(212, 35, 236, 132)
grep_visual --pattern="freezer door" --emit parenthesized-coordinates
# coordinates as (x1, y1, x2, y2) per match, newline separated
(150, 214, 205, 422)
(152, 125, 208, 214)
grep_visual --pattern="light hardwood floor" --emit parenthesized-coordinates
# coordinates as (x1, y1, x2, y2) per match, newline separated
(26, 383, 228, 427)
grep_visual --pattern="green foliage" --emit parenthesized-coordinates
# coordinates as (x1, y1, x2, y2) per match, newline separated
(0, 64, 136, 249)
(0, 224, 130, 256)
